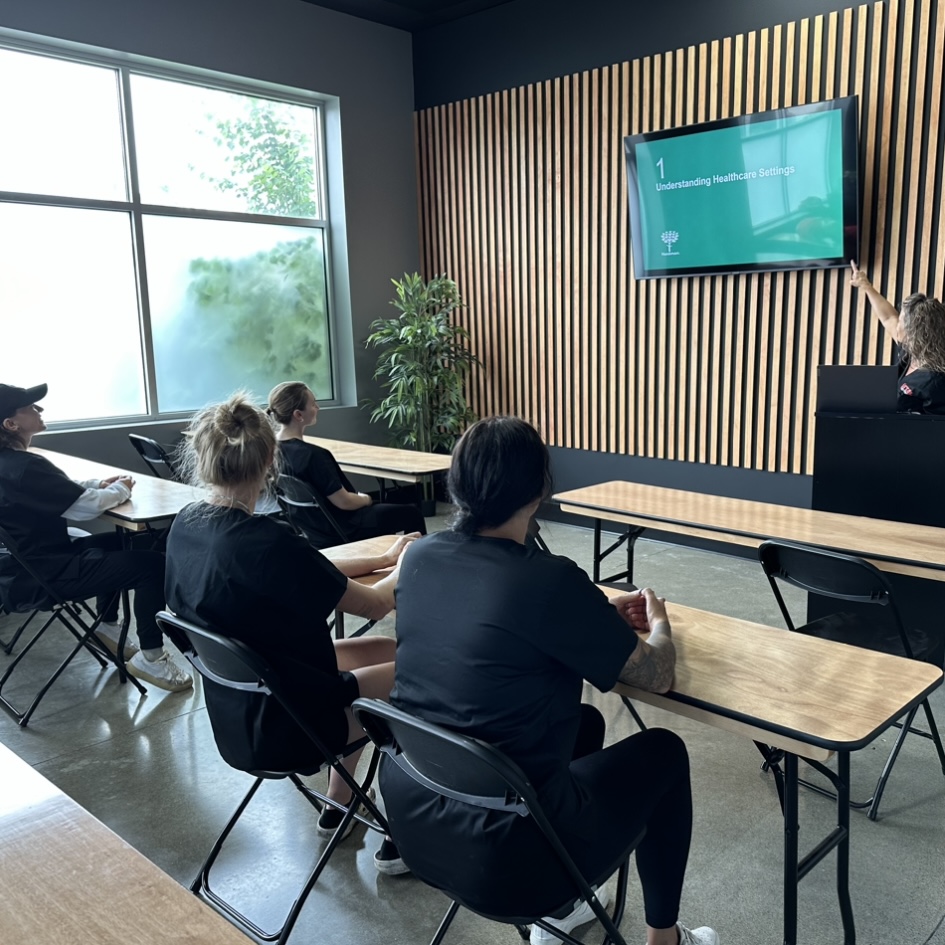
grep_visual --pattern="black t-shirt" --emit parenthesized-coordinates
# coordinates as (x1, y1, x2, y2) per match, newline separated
(390, 530, 637, 822)
(0, 449, 83, 580)
(165, 504, 351, 771)
(279, 439, 354, 498)
(898, 353, 945, 414)
(278, 438, 360, 541)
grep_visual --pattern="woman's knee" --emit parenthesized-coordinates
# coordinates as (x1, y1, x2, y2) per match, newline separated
(350, 661, 395, 700)
(641, 727, 690, 776)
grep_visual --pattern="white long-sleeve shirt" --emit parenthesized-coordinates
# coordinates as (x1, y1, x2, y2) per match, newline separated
(62, 477, 132, 522)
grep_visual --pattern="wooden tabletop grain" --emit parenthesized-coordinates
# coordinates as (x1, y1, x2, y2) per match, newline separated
(598, 587, 943, 759)
(557, 480, 945, 581)
(304, 436, 451, 481)
(0, 741, 251, 944)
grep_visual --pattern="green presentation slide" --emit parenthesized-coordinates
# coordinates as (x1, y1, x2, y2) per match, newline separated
(632, 110, 845, 273)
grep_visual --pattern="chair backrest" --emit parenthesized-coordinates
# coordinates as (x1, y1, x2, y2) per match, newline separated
(758, 539, 917, 659)
(275, 474, 348, 545)
(128, 434, 179, 481)
(352, 698, 611, 906)
(159, 609, 354, 764)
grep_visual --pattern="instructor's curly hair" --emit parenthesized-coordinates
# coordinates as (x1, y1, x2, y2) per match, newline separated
(900, 293, 945, 374)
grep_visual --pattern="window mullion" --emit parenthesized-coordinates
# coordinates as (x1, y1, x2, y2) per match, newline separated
(118, 64, 161, 421)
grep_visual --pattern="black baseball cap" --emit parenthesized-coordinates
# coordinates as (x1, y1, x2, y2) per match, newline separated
(0, 383, 48, 422)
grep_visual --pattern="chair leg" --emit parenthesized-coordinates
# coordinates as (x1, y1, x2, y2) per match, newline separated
(196, 768, 386, 945)
(0, 607, 41, 655)
(920, 698, 945, 776)
(429, 900, 461, 945)
(0, 607, 107, 725)
(620, 696, 647, 731)
(867, 704, 919, 821)
(759, 703, 935, 822)
(291, 745, 387, 833)
(350, 618, 377, 639)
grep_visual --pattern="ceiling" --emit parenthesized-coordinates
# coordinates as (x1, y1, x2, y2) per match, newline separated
(299, 0, 514, 31)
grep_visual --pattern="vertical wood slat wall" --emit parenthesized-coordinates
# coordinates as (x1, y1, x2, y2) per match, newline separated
(415, 0, 944, 475)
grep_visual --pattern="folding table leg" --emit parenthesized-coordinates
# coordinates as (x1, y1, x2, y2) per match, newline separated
(835, 752, 854, 944)
(782, 753, 799, 945)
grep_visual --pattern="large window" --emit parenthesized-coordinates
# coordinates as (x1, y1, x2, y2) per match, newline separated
(0, 41, 335, 425)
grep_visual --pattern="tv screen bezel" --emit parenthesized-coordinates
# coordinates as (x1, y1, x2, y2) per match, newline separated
(623, 95, 860, 280)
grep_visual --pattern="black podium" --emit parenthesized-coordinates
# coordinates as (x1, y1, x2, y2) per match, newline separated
(811, 365, 945, 666)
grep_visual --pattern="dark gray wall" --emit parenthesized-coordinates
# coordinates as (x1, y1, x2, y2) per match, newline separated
(411, 0, 861, 507)
(414, 0, 858, 108)
(1, 0, 419, 467)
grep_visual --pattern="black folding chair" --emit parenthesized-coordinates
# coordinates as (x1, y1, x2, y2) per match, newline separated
(275, 474, 349, 547)
(352, 698, 644, 945)
(275, 474, 376, 640)
(156, 611, 388, 945)
(758, 539, 945, 820)
(128, 433, 181, 481)
(0, 525, 144, 726)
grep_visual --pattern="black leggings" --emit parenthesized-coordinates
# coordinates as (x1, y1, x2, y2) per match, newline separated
(45, 533, 166, 650)
(345, 502, 427, 541)
(564, 705, 692, 929)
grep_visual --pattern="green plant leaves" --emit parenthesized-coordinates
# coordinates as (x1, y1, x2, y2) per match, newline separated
(364, 273, 479, 452)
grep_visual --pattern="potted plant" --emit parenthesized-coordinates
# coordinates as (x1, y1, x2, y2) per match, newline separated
(365, 273, 480, 508)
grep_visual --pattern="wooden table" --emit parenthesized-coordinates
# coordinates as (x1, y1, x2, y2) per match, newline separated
(305, 437, 451, 485)
(555, 480, 945, 584)
(0, 740, 251, 944)
(601, 589, 944, 945)
(31, 447, 198, 533)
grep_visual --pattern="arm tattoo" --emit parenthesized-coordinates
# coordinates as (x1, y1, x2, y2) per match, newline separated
(618, 639, 676, 693)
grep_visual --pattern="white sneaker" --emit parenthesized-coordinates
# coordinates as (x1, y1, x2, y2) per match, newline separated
(94, 622, 139, 661)
(676, 922, 719, 945)
(530, 887, 612, 944)
(126, 650, 193, 692)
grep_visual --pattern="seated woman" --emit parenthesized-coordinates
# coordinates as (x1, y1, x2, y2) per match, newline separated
(0, 382, 192, 692)
(382, 416, 717, 945)
(266, 382, 427, 547)
(850, 261, 945, 413)
(165, 392, 417, 873)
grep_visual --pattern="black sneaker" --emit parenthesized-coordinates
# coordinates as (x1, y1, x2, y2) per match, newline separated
(374, 837, 410, 875)
(316, 787, 376, 840)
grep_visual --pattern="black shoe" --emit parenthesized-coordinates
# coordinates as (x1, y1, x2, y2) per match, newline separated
(374, 837, 410, 875)
(317, 787, 375, 840)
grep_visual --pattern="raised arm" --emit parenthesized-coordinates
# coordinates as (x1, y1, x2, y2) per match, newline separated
(611, 588, 676, 694)
(850, 261, 902, 342)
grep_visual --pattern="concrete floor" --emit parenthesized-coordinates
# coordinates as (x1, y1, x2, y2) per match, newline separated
(1, 512, 943, 945)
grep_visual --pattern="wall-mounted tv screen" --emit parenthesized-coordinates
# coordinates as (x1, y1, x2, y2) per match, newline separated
(624, 96, 859, 279)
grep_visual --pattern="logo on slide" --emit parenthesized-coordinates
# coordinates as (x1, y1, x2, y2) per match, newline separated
(661, 230, 680, 256)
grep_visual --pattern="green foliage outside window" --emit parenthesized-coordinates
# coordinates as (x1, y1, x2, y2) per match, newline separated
(156, 97, 330, 411)
(199, 98, 319, 218)
(153, 235, 329, 410)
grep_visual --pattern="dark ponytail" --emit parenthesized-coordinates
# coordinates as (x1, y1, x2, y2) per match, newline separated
(448, 416, 551, 535)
